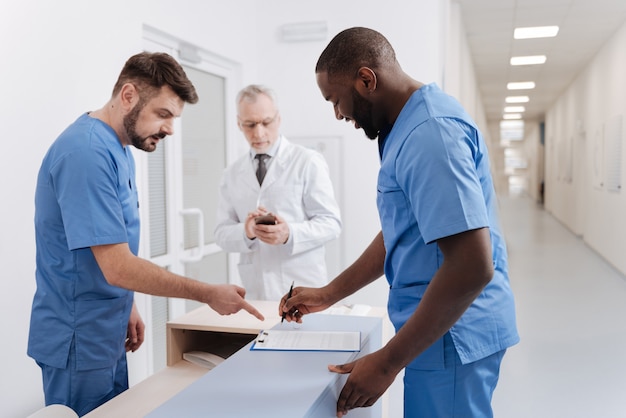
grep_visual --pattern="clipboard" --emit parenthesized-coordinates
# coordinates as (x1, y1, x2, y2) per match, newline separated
(250, 329, 361, 352)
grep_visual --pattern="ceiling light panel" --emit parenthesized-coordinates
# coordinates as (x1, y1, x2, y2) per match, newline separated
(510, 55, 547, 66)
(506, 96, 530, 103)
(507, 81, 536, 90)
(504, 106, 526, 113)
(514, 26, 559, 39)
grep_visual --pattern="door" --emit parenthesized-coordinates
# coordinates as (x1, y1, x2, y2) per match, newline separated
(129, 31, 241, 383)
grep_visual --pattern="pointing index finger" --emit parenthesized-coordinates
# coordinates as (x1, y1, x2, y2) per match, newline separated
(242, 300, 265, 321)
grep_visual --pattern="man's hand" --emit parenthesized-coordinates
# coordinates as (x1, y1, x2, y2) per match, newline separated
(245, 207, 269, 239)
(279, 286, 332, 323)
(329, 350, 400, 417)
(254, 212, 290, 245)
(126, 302, 145, 352)
(208, 284, 265, 321)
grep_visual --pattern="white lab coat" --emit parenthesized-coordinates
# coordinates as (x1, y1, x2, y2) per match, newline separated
(214, 137, 342, 300)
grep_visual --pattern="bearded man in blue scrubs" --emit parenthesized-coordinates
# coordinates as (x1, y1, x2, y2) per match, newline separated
(280, 27, 519, 418)
(28, 52, 264, 416)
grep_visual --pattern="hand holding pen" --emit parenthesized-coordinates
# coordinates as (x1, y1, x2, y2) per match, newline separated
(279, 283, 335, 323)
(281, 281, 294, 323)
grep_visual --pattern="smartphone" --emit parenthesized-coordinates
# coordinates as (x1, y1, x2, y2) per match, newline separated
(254, 214, 277, 225)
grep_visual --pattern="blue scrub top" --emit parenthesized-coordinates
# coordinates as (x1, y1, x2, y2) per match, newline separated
(28, 113, 139, 371)
(377, 84, 519, 369)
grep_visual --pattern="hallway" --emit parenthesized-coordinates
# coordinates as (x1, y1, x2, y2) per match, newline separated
(492, 196, 626, 417)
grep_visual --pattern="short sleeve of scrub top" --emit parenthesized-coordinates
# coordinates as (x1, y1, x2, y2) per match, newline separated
(397, 117, 490, 244)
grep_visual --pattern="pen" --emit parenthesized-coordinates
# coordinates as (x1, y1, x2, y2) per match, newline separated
(281, 281, 294, 323)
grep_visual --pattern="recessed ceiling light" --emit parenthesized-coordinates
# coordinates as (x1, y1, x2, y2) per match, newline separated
(500, 120, 524, 128)
(503, 114, 522, 120)
(514, 26, 559, 39)
(504, 106, 525, 113)
(506, 96, 530, 103)
(510, 55, 547, 66)
(507, 81, 536, 90)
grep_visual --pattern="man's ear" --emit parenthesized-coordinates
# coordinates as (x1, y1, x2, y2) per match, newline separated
(354, 67, 377, 95)
(120, 83, 139, 112)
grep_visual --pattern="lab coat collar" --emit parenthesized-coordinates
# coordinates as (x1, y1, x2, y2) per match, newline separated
(239, 135, 290, 192)
(256, 136, 290, 190)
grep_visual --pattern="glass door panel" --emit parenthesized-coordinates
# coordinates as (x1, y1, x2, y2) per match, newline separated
(180, 66, 226, 249)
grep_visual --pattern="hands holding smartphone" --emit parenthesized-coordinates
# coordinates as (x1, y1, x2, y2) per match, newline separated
(254, 213, 277, 225)
(247, 210, 289, 245)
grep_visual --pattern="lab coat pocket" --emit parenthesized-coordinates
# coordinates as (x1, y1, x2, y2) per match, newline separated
(388, 284, 445, 371)
(237, 262, 255, 281)
(237, 262, 264, 297)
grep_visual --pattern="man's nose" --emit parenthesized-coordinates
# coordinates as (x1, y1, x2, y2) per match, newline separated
(162, 119, 174, 135)
(334, 106, 344, 121)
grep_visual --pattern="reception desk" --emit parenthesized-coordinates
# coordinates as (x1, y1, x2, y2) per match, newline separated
(85, 301, 389, 418)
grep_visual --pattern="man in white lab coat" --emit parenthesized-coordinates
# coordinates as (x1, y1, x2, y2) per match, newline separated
(215, 85, 341, 300)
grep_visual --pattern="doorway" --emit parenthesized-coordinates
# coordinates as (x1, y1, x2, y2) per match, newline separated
(129, 28, 241, 382)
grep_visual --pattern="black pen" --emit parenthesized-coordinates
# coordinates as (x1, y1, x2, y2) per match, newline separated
(281, 281, 295, 323)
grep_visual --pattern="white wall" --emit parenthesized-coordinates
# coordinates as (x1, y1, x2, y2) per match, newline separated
(252, 0, 448, 305)
(0, 1, 259, 415)
(0, 0, 479, 415)
(544, 20, 626, 274)
(445, 1, 504, 200)
(445, 2, 490, 136)
(520, 123, 543, 203)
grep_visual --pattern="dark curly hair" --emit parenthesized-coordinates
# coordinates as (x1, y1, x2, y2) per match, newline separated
(315, 27, 397, 80)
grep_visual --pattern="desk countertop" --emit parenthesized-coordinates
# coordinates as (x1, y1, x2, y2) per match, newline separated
(147, 314, 382, 418)
(85, 301, 389, 418)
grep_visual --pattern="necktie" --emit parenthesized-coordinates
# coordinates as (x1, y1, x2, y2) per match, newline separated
(255, 153, 269, 185)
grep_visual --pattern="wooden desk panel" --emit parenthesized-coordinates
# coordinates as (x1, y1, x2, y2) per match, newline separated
(84, 361, 207, 418)
(166, 300, 279, 366)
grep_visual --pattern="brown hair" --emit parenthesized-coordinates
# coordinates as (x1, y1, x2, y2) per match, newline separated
(112, 52, 198, 104)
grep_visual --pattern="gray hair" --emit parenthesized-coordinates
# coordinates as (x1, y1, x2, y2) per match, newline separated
(236, 84, 279, 110)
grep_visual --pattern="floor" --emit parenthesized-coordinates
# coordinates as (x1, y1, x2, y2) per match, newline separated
(492, 195, 626, 418)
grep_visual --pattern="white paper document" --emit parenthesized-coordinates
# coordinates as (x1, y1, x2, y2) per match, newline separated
(182, 351, 225, 370)
(251, 329, 361, 352)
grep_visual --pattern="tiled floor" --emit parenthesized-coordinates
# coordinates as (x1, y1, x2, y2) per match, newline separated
(492, 196, 626, 418)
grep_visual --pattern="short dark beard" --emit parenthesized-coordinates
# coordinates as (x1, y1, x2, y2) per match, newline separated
(123, 99, 163, 152)
(351, 87, 378, 140)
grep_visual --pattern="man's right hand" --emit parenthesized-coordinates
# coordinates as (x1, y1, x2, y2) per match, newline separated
(279, 286, 332, 323)
(245, 206, 270, 239)
(208, 284, 264, 320)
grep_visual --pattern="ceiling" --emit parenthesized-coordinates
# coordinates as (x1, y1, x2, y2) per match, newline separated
(457, 0, 626, 123)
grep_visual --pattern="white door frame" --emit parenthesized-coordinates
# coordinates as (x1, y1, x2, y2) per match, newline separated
(128, 26, 241, 383)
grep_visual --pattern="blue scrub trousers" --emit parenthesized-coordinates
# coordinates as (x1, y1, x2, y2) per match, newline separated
(404, 333, 505, 418)
(38, 339, 129, 417)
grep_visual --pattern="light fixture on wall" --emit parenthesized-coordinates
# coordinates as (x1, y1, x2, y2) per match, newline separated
(281, 21, 328, 42)
(178, 42, 202, 64)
